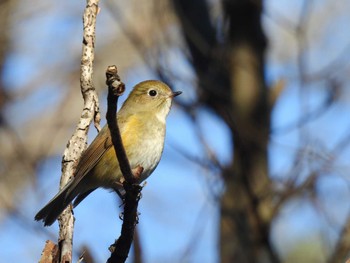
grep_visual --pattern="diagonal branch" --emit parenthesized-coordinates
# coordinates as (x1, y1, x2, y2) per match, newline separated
(328, 213, 350, 263)
(104, 65, 143, 263)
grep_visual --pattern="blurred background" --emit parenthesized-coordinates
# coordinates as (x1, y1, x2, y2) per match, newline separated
(1, 0, 350, 262)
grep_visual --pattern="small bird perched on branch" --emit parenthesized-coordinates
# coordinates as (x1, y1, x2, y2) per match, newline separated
(35, 80, 181, 226)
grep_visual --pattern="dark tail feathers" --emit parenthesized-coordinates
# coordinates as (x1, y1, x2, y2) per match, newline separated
(35, 182, 75, 226)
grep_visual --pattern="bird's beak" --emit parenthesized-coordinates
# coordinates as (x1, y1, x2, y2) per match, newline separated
(171, 91, 182, 98)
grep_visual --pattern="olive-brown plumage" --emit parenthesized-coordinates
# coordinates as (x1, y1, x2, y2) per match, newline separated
(35, 80, 181, 226)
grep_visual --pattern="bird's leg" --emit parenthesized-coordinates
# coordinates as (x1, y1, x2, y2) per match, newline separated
(113, 165, 144, 201)
(115, 188, 126, 201)
(132, 165, 144, 181)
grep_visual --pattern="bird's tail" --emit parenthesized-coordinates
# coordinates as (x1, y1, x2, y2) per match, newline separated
(35, 180, 77, 226)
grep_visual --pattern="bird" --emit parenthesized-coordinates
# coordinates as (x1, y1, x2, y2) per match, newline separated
(35, 80, 181, 226)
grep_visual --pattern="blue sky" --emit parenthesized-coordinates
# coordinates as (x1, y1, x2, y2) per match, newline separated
(1, 1, 350, 262)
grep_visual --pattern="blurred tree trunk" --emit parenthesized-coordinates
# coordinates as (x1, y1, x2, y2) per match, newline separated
(0, 0, 13, 124)
(173, 0, 278, 262)
(221, 1, 277, 262)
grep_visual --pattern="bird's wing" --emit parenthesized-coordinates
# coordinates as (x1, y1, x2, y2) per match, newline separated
(66, 114, 133, 198)
(74, 125, 113, 180)
(71, 114, 130, 180)
(63, 125, 114, 199)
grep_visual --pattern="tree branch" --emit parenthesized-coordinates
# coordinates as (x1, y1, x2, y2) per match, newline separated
(104, 65, 143, 263)
(328, 213, 350, 263)
(105, 66, 135, 183)
(57, 1, 100, 262)
(39, 240, 59, 263)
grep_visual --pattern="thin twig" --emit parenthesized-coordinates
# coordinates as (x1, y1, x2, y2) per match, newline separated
(133, 228, 143, 263)
(328, 212, 350, 263)
(78, 245, 96, 263)
(105, 66, 134, 183)
(104, 65, 143, 263)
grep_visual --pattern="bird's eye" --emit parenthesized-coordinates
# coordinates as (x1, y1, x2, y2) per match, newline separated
(148, 90, 157, 97)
